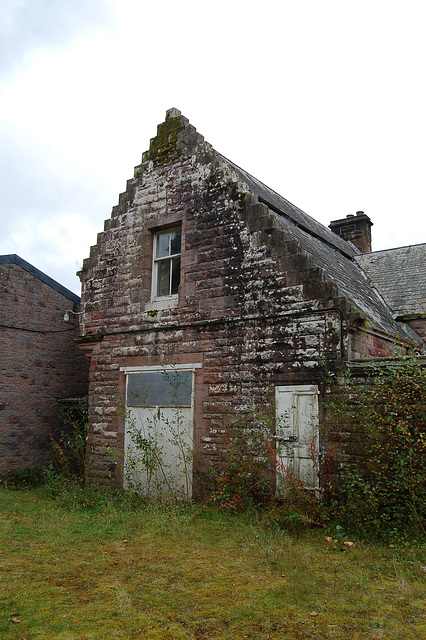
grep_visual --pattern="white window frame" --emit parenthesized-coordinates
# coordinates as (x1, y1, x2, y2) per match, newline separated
(151, 228, 181, 302)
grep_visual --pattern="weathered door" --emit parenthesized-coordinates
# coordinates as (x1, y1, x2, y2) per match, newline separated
(123, 367, 196, 498)
(275, 385, 319, 494)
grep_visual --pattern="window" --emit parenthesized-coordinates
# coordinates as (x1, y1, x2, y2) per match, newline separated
(152, 229, 181, 298)
(126, 369, 192, 407)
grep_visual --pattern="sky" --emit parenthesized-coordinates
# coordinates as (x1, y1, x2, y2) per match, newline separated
(1, 0, 425, 295)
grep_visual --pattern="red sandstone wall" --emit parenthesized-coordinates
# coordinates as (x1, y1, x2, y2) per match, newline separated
(78, 113, 344, 490)
(0, 263, 89, 471)
(348, 325, 411, 360)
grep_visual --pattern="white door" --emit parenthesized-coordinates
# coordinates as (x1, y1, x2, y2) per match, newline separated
(124, 368, 194, 498)
(275, 385, 319, 494)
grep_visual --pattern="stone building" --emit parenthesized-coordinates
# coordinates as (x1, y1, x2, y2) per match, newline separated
(0, 254, 89, 472)
(78, 109, 425, 497)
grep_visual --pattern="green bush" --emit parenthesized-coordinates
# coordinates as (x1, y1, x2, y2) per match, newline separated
(0, 466, 45, 489)
(325, 359, 426, 541)
(39, 470, 146, 512)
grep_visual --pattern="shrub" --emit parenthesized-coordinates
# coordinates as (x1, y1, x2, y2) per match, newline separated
(204, 403, 325, 536)
(325, 359, 426, 541)
(207, 411, 324, 534)
(262, 441, 326, 533)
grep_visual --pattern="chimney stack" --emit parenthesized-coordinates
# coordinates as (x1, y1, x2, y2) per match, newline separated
(329, 211, 373, 253)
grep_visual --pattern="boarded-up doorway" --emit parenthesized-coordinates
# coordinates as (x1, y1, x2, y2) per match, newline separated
(123, 365, 200, 498)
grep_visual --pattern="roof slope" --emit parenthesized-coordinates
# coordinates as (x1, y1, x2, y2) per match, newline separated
(219, 157, 416, 342)
(355, 245, 426, 318)
(224, 156, 359, 259)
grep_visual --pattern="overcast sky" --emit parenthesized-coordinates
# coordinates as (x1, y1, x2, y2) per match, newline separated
(1, 0, 425, 295)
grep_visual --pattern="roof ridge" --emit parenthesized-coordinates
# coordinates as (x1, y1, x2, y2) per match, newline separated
(360, 242, 426, 255)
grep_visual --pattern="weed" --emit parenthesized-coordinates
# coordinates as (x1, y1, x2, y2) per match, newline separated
(207, 413, 275, 511)
(263, 441, 326, 533)
(51, 396, 89, 484)
(0, 466, 45, 488)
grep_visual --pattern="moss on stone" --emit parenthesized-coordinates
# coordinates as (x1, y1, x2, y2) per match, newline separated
(206, 171, 246, 209)
(148, 115, 183, 167)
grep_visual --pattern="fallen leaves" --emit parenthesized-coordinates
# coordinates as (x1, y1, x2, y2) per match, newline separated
(325, 536, 355, 547)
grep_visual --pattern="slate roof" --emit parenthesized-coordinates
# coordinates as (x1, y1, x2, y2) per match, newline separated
(224, 157, 359, 260)
(355, 245, 426, 318)
(220, 157, 420, 344)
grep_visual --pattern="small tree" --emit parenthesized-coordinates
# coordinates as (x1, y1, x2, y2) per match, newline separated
(209, 423, 275, 510)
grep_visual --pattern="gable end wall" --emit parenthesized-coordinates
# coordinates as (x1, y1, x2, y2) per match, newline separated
(78, 115, 350, 492)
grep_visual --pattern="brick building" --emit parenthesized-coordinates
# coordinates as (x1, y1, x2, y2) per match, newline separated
(0, 255, 89, 472)
(78, 109, 426, 497)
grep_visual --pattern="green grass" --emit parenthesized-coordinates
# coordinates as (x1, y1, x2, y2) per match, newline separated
(0, 487, 425, 639)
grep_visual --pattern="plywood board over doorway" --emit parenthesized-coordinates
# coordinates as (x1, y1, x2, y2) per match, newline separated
(122, 365, 201, 499)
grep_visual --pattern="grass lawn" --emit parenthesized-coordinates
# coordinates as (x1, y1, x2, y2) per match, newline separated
(0, 487, 425, 639)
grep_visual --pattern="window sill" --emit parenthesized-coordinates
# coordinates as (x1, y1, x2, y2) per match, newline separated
(145, 297, 178, 312)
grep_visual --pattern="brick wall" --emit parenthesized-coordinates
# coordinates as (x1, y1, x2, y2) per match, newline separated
(0, 261, 89, 471)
